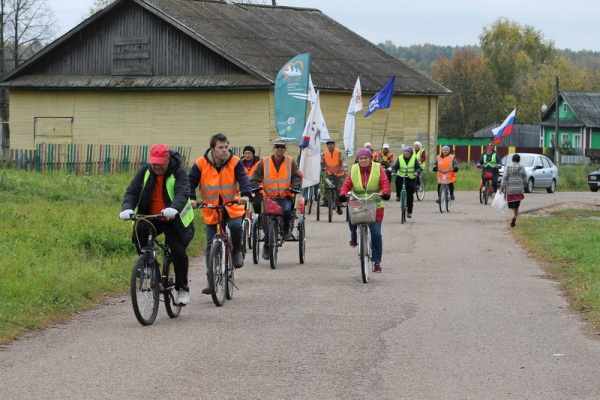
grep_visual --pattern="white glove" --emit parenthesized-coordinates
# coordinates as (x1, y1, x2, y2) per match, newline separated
(161, 207, 178, 219)
(119, 209, 134, 221)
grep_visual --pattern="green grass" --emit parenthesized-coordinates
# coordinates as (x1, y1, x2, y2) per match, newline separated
(0, 170, 205, 343)
(515, 209, 600, 329)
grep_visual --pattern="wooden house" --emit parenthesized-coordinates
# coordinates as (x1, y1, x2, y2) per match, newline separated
(0, 0, 450, 165)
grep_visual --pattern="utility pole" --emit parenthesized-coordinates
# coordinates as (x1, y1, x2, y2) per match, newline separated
(554, 76, 560, 166)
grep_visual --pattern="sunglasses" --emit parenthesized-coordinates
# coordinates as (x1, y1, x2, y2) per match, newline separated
(274, 145, 286, 149)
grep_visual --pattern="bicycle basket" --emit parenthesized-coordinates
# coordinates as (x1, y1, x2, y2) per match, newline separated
(264, 198, 283, 215)
(348, 198, 377, 225)
(483, 171, 494, 180)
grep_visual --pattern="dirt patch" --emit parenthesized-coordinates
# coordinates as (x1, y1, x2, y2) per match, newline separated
(524, 202, 600, 217)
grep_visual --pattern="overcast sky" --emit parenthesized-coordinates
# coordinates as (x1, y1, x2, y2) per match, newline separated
(48, 0, 600, 52)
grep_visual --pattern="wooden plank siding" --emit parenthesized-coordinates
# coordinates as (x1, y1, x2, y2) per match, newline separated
(8, 89, 438, 165)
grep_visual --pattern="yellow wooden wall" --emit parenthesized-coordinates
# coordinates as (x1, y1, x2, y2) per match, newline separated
(9, 89, 438, 164)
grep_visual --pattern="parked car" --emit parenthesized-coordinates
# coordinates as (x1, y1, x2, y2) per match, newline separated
(498, 153, 558, 193)
(588, 168, 600, 192)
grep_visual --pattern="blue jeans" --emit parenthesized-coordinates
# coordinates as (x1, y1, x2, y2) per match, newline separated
(263, 197, 293, 248)
(204, 216, 242, 275)
(349, 220, 382, 263)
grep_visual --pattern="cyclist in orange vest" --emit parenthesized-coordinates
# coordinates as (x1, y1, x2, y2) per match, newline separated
(321, 139, 348, 214)
(432, 145, 459, 202)
(374, 143, 394, 183)
(189, 133, 252, 295)
(250, 138, 301, 260)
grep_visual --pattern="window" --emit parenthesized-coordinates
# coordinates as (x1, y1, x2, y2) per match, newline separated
(563, 102, 568, 112)
(549, 132, 555, 147)
(573, 134, 582, 149)
(561, 133, 569, 147)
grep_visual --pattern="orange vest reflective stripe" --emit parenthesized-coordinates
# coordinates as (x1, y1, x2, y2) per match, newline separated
(437, 154, 456, 184)
(196, 156, 244, 225)
(262, 156, 292, 198)
(324, 148, 344, 177)
(244, 161, 259, 177)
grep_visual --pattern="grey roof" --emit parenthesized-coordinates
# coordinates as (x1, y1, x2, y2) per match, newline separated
(0, 0, 450, 95)
(540, 91, 600, 128)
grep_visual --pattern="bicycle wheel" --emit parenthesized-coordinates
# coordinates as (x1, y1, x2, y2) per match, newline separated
(416, 175, 425, 201)
(208, 240, 226, 306)
(316, 189, 321, 221)
(131, 255, 160, 326)
(445, 186, 451, 212)
(307, 186, 314, 215)
(252, 219, 260, 264)
(359, 225, 369, 283)
(298, 219, 305, 264)
(162, 255, 182, 318)
(242, 217, 250, 256)
(327, 191, 333, 223)
(226, 251, 234, 300)
(483, 180, 490, 205)
(439, 185, 447, 213)
(268, 219, 278, 269)
(479, 181, 484, 204)
(400, 188, 407, 224)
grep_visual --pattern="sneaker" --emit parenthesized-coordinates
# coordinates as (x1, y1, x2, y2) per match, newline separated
(415, 185, 420, 190)
(321, 201, 328, 207)
(395, 197, 400, 202)
(201, 282, 211, 295)
(232, 251, 244, 269)
(374, 263, 382, 272)
(336, 205, 343, 215)
(177, 289, 190, 305)
(349, 239, 358, 248)
(451, 194, 456, 201)
(435, 199, 440, 204)
(407, 213, 412, 218)
(262, 246, 270, 260)
(283, 231, 293, 241)
(511, 217, 516, 227)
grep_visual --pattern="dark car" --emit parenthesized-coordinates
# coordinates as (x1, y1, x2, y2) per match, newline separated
(588, 168, 600, 192)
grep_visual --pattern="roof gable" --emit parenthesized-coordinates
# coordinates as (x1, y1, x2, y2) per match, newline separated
(560, 91, 600, 128)
(1, 0, 449, 95)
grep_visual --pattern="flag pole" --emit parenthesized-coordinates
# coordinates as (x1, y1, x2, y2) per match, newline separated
(381, 108, 391, 148)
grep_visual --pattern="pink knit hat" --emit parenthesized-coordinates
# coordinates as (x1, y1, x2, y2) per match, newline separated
(356, 148, 372, 159)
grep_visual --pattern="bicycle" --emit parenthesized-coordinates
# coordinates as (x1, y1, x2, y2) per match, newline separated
(196, 200, 241, 306)
(395, 175, 408, 224)
(347, 192, 380, 284)
(241, 202, 257, 258)
(316, 170, 344, 223)
(254, 188, 306, 269)
(437, 169, 451, 213)
(304, 184, 318, 215)
(416, 171, 426, 201)
(127, 213, 183, 326)
(479, 170, 495, 205)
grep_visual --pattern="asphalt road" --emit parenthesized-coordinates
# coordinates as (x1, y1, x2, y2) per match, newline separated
(1, 190, 600, 399)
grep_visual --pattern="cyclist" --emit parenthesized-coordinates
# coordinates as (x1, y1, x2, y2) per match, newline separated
(321, 139, 348, 214)
(374, 143, 394, 184)
(250, 138, 302, 260)
(338, 147, 391, 272)
(242, 145, 263, 215)
(363, 142, 377, 161)
(188, 133, 252, 295)
(432, 145, 459, 202)
(477, 145, 503, 193)
(391, 146, 422, 218)
(120, 144, 194, 305)
(413, 141, 426, 190)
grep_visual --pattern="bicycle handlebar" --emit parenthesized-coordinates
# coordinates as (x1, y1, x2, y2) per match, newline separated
(126, 213, 164, 221)
(346, 191, 381, 200)
(195, 199, 241, 209)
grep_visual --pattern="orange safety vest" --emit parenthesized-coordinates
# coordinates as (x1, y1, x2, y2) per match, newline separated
(436, 154, 456, 184)
(262, 155, 293, 198)
(376, 151, 394, 166)
(323, 148, 344, 177)
(196, 156, 245, 225)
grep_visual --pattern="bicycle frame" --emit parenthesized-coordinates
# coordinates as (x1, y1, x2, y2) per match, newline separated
(347, 191, 380, 283)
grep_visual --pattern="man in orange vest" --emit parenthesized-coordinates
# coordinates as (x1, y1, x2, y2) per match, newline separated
(432, 145, 459, 202)
(251, 138, 301, 260)
(321, 139, 348, 214)
(189, 133, 252, 294)
(374, 143, 394, 183)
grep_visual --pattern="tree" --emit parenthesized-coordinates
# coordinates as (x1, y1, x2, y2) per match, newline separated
(431, 49, 501, 137)
(480, 18, 557, 96)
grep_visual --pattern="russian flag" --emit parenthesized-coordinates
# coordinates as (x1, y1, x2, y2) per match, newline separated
(492, 109, 516, 144)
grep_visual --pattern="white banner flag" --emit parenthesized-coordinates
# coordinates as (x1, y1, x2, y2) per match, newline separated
(343, 77, 363, 156)
(299, 92, 326, 188)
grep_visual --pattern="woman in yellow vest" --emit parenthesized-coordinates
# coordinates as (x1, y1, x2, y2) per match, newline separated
(391, 146, 422, 218)
(338, 148, 391, 273)
(432, 145, 459, 202)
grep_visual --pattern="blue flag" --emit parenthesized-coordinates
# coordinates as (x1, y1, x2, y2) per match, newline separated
(364, 76, 395, 117)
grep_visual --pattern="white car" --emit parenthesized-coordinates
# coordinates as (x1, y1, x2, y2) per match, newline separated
(498, 153, 558, 193)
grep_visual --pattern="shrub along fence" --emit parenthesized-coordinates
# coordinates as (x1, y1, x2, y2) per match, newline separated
(0, 144, 192, 174)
